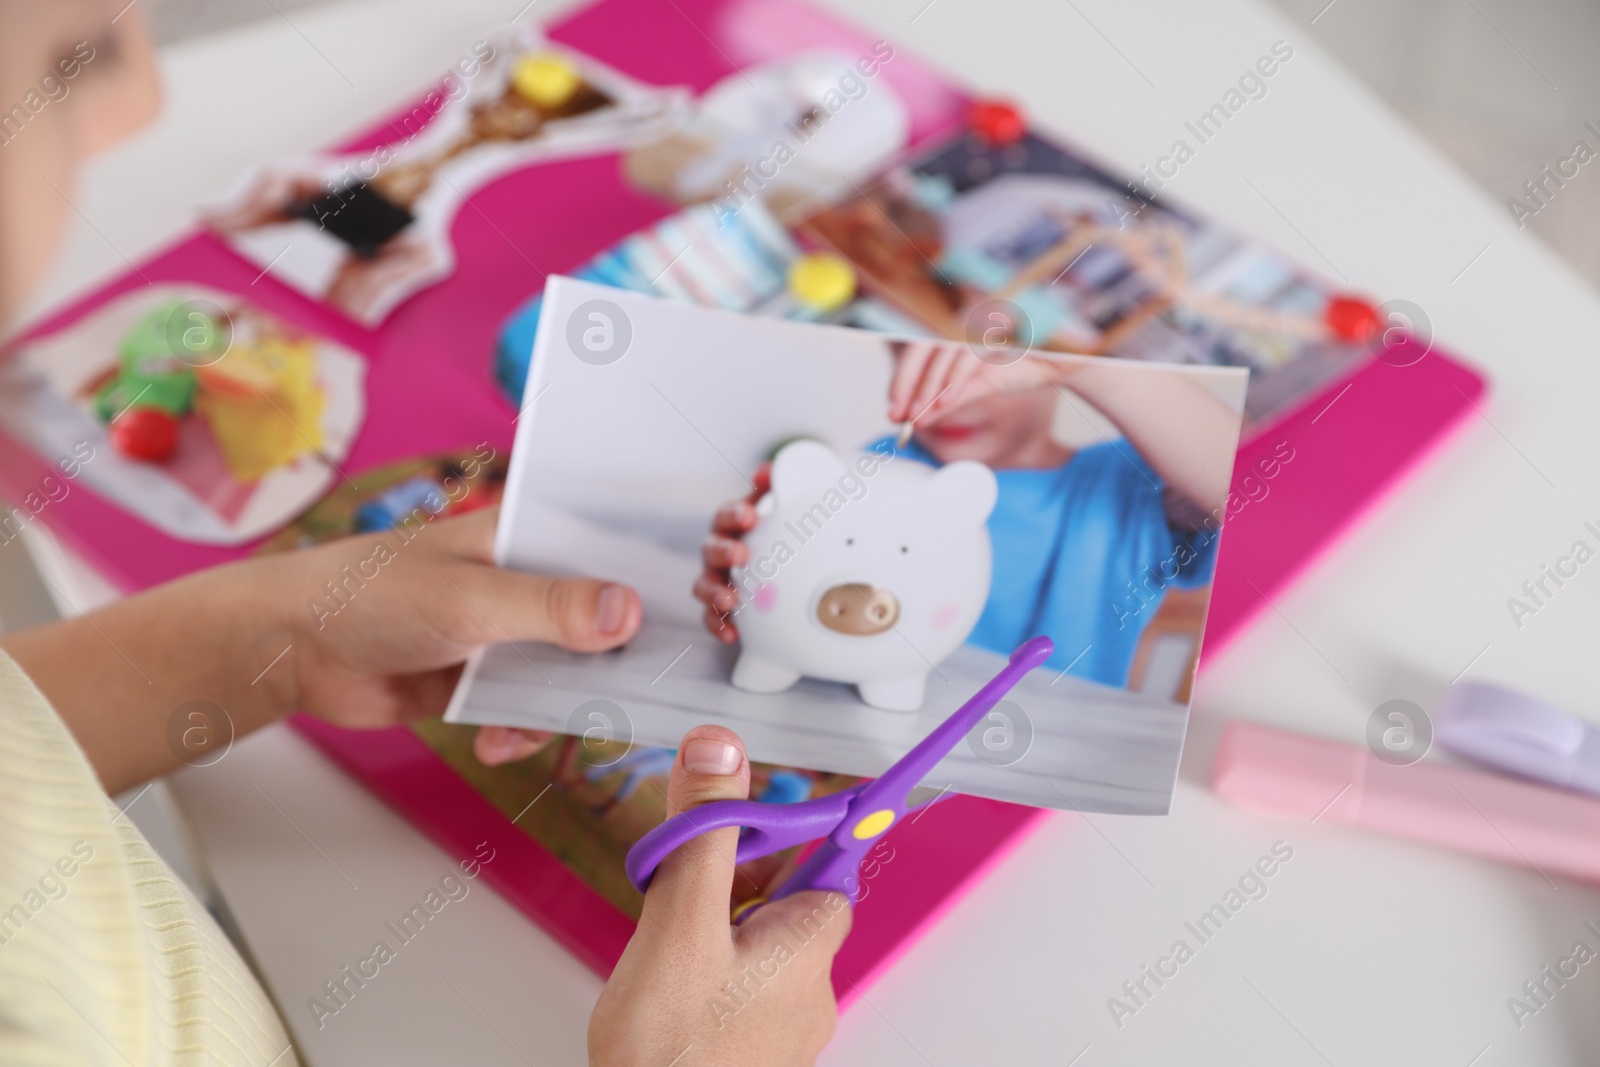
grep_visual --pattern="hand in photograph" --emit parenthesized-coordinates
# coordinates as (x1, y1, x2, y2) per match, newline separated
(323, 232, 443, 320)
(692, 462, 770, 644)
(203, 163, 332, 233)
(885, 338, 1061, 426)
(889, 341, 1234, 515)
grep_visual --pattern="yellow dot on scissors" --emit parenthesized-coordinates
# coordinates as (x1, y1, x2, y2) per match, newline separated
(512, 54, 580, 108)
(851, 809, 896, 840)
(788, 254, 857, 313)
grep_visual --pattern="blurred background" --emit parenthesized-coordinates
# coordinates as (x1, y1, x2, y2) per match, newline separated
(140, 0, 1600, 287)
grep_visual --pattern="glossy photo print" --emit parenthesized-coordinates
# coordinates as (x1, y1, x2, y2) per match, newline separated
(447, 278, 1248, 814)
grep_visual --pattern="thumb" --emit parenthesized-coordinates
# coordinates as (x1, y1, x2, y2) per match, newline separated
(637, 725, 752, 935)
(446, 563, 642, 653)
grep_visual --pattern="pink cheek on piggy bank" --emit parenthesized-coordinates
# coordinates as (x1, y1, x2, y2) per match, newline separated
(929, 602, 960, 631)
(752, 584, 778, 613)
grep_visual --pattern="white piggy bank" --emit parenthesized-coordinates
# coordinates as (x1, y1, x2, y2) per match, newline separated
(729, 439, 997, 711)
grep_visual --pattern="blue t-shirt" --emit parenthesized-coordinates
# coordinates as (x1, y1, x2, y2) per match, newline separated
(890, 438, 1217, 687)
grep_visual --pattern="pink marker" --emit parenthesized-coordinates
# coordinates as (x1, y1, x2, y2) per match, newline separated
(1213, 721, 1600, 885)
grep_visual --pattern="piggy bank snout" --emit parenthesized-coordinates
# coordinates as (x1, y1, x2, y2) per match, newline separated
(815, 583, 900, 636)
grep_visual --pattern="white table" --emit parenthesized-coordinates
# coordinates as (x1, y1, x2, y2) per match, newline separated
(23, 0, 1600, 1062)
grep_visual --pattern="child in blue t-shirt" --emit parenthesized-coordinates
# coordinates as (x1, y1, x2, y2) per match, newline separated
(694, 341, 1238, 688)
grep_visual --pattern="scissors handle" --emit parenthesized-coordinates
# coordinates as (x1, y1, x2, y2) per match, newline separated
(625, 789, 858, 894)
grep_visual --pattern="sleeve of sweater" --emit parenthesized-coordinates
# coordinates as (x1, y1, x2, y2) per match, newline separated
(0, 649, 299, 1067)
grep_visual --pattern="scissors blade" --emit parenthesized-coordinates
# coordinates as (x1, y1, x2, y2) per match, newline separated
(844, 636, 1054, 822)
(905, 783, 954, 812)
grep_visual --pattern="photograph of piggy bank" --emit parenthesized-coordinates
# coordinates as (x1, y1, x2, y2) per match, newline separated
(448, 279, 1249, 815)
(729, 439, 998, 710)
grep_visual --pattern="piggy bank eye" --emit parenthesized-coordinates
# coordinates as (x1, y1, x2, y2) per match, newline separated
(845, 538, 854, 546)
(899, 545, 909, 554)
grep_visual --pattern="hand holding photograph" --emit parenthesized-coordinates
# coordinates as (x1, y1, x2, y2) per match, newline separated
(446, 277, 1247, 814)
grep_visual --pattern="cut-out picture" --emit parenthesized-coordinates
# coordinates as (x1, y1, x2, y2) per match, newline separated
(797, 128, 1382, 427)
(204, 26, 690, 324)
(623, 45, 910, 215)
(0, 285, 364, 545)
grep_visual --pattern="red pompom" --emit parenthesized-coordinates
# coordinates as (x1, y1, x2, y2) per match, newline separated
(1324, 295, 1380, 343)
(110, 407, 180, 461)
(970, 100, 1026, 145)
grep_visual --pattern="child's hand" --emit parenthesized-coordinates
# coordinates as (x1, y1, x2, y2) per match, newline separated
(589, 726, 850, 1066)
(887, 339, 1062, 425)
(691, 463, 771, 644)
(4, 506, 639, 793)
(270, 506, 641, 763)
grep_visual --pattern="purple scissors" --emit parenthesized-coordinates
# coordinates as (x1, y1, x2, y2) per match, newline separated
(625, 636, 1053, 914)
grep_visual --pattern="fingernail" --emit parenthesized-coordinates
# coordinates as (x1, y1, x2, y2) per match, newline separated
(683, 738, 742, 775)
(478, 728, 518, 765)
(597, 584, 629, 635)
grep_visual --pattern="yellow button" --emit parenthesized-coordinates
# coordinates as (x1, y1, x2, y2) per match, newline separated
(512, 54, 581, 109)
(851, 809, 895, 840)
(788, 254, 858, 313)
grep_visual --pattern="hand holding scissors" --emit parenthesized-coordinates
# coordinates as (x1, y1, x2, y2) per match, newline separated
(626, 636, 1054, 916)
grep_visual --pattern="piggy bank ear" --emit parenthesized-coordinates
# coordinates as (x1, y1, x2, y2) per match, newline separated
(926, 461, 998, 524)
(769, 439, 847, 502)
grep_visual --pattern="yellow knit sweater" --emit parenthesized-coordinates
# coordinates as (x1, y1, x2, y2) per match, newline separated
(0, 650, 299, 1066)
